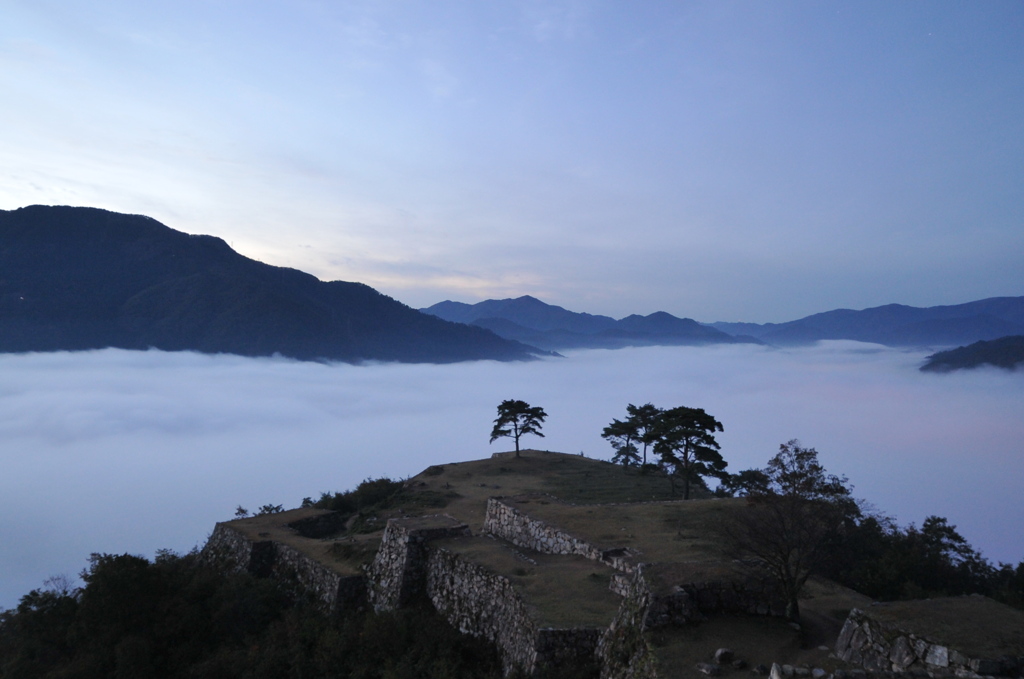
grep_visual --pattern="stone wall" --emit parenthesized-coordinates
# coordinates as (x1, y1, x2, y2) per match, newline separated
(201, 523, 365, 614)
(643, 574, 785, 627)
(484, 497, 636, 573)
(202, 523, 267, 573)
(597, 566, 659, 679)
(425, 544, 604, 676)
(835, 608, 1022, 678)
(365, 515, 472, 611)
(425, 543, 542, 674)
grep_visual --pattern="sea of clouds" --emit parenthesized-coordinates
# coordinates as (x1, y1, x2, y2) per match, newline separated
(1, 342, 1022, 609)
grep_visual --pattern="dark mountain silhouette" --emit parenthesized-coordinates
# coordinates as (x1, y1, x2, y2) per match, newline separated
(710, 297, 1024, 348)
(422, 296, 757, 351)
(920, 335, 1024, 372)
(0, 206, 543, 363)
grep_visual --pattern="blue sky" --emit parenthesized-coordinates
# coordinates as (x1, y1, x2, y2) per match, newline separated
(2, 1, 1022, 321)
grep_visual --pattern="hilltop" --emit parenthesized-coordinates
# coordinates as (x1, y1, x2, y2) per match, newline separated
(0, 205, 542, 364)
(208, 450, 1024, 678)
(4, 449, 1022, 678)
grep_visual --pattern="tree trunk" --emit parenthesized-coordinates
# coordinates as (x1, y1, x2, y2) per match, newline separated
(786, 594, 800, 623)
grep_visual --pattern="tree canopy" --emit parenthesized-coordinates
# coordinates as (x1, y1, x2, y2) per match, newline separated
(652, 406, 726, 499)
(601, 417, 641, 466)
(727, 440, 856, 622)
(489, 399, 547, 457)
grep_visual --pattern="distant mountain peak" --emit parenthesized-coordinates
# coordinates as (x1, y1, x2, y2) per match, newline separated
(422, 296, 755, 351)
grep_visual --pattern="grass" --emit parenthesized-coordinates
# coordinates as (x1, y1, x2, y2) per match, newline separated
(222, 449, 879, 667)
(434, 534, 622, 628)
(649, 615, 821, 679)
(649, 580, 873, 679)
(404, 449, 701, 532)
(865, 596, 1024, 658)
(225, 508, 380, 576)
(500, 495, 742, 569)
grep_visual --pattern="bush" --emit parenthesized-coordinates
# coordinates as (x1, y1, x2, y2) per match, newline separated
(311, 477, 405, 514)
(0, 550, 503, 679)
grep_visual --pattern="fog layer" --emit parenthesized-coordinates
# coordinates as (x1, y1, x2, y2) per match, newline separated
(1, 343, 1021, 609)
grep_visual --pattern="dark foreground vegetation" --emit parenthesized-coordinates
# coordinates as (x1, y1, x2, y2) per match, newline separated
(921, 335, 1024, 372)
(0, 549, 502, 679)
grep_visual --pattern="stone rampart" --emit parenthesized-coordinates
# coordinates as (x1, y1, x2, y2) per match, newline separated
(484, 497, 636, 572)
(201, 523, 364, 614)
(835, 608, 1022, 677)
(643, 572, 785, 627)
(425, 544, 604, 676)
(598, 566, 659, 679)
(365, 515, 472, 611)
(425, 544, 541, 674)
(202, 523, 268, 573)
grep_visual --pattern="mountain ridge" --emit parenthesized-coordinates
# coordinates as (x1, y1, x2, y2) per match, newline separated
(709, 297, 1024, 347)
(0, 205, 542, 363)
(421, 295, 756, 351)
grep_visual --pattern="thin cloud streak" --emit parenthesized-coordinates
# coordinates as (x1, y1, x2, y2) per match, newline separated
(1, 343, 1022, 609)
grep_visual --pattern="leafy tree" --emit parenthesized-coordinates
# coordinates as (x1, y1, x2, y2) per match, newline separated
(719, 468, 770, 496)
(602, 418, 640, 466)
(822, 513, 1000, 602)
(652, 406, 726, 499)
(256, 504, 284, 515)
(0, 550, 503, 679)
(626, 403, 661, 465)
(727, 440, 857, 622)
(489, 399, 547, 457)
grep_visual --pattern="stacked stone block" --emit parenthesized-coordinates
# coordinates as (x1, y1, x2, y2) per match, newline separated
(365, 515, 472, 611)
(835, 608, 1023, 678)
(202, 523, 364, 613)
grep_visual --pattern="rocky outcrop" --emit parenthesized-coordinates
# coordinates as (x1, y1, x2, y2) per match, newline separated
(835, 607, 1023, 677)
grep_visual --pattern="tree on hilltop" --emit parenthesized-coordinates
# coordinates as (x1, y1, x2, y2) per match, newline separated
(602, 403, 663, 467)
(627, 403, 662, 465)
(489, 400, 547, 457)
(727, 440, 857, 622)
(602, 418, 640, 466)
(653, 406, 727, 499)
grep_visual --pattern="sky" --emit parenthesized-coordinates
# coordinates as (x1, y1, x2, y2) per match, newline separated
(1, 1, 1022, 322)
(2, 343, 1023, 609)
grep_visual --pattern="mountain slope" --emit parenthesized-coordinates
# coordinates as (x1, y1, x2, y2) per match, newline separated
(710, 298, 1024, 347)
(0, 206, 541, 363)
(422, 296, 755, 351)
(920, 335, 1024, 372)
